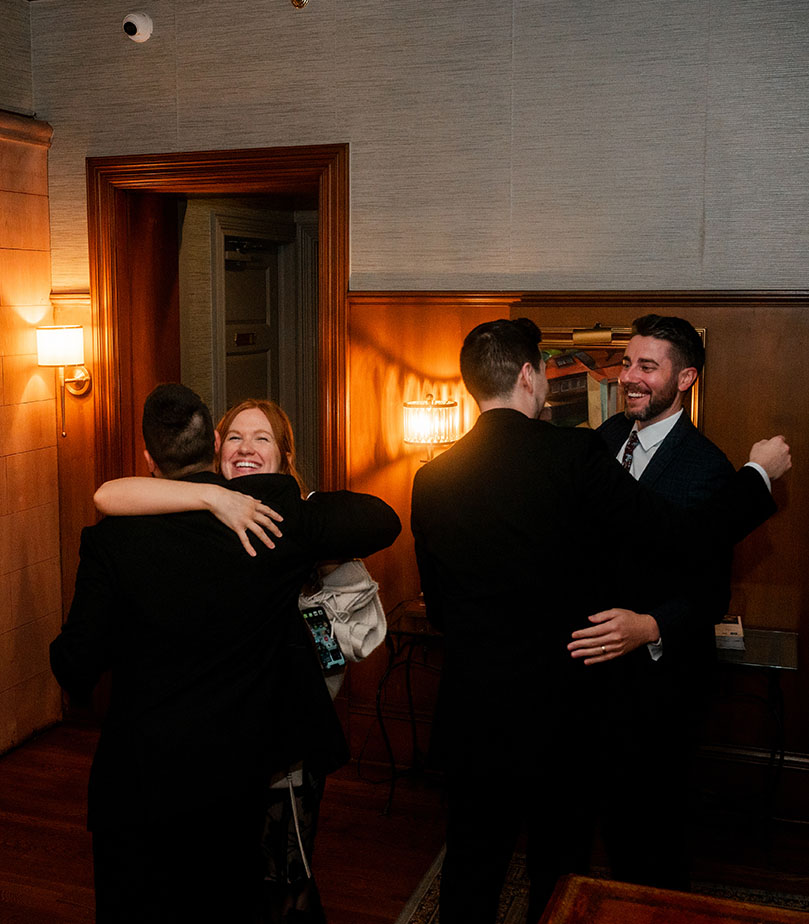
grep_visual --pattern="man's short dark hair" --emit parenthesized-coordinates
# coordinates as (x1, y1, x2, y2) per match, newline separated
(631, 314, 705, 376)
(142, 384, 215, 476)
(460, 318, 542, 401)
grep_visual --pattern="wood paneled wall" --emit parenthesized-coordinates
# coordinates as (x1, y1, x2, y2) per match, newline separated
(344, 289, 809, 817)
(0, 111, 62, 752)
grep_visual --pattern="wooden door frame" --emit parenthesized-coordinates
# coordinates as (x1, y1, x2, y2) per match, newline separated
(86, 143, 349, 489)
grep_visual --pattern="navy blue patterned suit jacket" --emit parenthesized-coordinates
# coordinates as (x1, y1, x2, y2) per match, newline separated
(598, 410, 736, 674)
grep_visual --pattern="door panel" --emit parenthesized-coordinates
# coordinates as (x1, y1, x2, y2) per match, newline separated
(223, 235, 280, 411)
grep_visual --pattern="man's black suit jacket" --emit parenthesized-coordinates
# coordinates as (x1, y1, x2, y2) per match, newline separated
(411, 409, 773, 776)
(598, 411, 736, 673)
(50, 472, 401, 832)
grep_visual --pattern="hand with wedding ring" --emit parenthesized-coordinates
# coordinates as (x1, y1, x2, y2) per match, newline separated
(567, 608, 661, 665)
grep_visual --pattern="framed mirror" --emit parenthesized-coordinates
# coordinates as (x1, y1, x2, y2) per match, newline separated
(537, 324, 705, 430)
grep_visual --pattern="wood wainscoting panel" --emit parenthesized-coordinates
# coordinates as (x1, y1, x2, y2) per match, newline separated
(0, 190, 50, 252)
(0, 399, 56, 455)
(5, 446, 58, 513)
(2, 354, 53, 406)
(0, 250, 52, 308)
(8, 558, 62, 633)
(0, 111, 60, 755)
(0, 503, 60, 576)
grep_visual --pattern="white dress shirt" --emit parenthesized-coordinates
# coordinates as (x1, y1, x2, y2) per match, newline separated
(617, 410, 683, 481)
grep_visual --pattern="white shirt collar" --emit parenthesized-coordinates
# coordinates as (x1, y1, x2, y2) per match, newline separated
(633, 408, 683, 452)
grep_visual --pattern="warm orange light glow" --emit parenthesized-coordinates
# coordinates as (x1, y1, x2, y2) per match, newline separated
(35, 325, 91, 438)
(403, 394, 458, 446)
(14, 304, 51, 325)
(36, 325, 84, 367)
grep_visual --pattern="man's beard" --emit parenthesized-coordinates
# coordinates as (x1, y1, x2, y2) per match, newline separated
(623, 378, 680, 422)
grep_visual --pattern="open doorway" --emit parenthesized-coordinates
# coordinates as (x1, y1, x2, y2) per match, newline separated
(84, 143, 348, 494)
(178, 197, 320, 491)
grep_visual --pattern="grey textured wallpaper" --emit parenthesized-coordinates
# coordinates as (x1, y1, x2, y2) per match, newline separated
(1, 0, 34, 116)
(13, 0, 809, 291)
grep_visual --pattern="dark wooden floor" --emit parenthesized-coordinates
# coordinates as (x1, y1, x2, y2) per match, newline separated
(0, 723, 447, 924)
(0, 724, 96, 923)
(2, 723, 809, 922)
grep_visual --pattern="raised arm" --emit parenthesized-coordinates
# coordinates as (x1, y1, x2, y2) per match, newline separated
(94, 477, 283, 555)
(749, 435, 792, 480)
(95, 476, 218, 516)
(304, 490, 401, 560)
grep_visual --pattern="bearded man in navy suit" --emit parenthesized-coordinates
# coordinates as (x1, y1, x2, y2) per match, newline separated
(569, 314, 743, 891)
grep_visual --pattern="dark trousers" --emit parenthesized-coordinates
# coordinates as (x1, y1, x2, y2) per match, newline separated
(598, 660, 707, 891)
(600, 730, 693, 889)
(439, 763, 592, 924)
(93, 802, 266, 924)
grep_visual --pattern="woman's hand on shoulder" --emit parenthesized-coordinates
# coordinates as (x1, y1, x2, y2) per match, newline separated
(206, 486, 284, 556)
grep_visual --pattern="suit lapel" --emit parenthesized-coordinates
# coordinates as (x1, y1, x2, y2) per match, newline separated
(600, 416, 633, 456)
(638, 414, 692, 489)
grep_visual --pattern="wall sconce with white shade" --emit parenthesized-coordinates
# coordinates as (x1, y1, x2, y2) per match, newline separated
(403, 394, 458, 462)
(36, 325, 92, 437)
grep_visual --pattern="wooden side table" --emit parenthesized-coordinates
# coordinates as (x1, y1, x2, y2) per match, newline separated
(715, 627, 798, 807)
(375, 597, 443, 814)
(541, 874, 809, 923)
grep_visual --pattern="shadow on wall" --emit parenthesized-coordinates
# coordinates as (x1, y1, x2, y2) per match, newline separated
(349, 330, 477, 482)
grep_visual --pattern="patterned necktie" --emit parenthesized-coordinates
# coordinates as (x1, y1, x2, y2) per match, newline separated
(621, 429, 640, 471)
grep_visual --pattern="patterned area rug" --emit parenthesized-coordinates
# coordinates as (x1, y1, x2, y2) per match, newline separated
(394, 848, 809, 924)
(393, 847, 527, 924)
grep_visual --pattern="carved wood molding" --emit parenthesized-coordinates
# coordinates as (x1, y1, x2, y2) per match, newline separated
(512, 289, 809, 311)
(0, 109, 53, 147)
(349, 289, 809, 311)
(50, 291, 92, 311)
(347, 291, 520, 311)
(86, 143, 350, 489)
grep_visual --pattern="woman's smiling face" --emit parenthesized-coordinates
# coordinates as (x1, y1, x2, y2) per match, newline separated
(219, 407, 283, 479)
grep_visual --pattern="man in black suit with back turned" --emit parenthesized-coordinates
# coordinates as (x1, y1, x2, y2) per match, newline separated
(568, 314, 745, 890)
(411, 318, 790, 924)
(50, 384, 401, 924)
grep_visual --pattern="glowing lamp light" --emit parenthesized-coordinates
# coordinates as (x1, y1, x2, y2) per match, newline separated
(403, 394, 458, 461)
(36, 325, 85, 366)
(36, 325, 92, 437)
